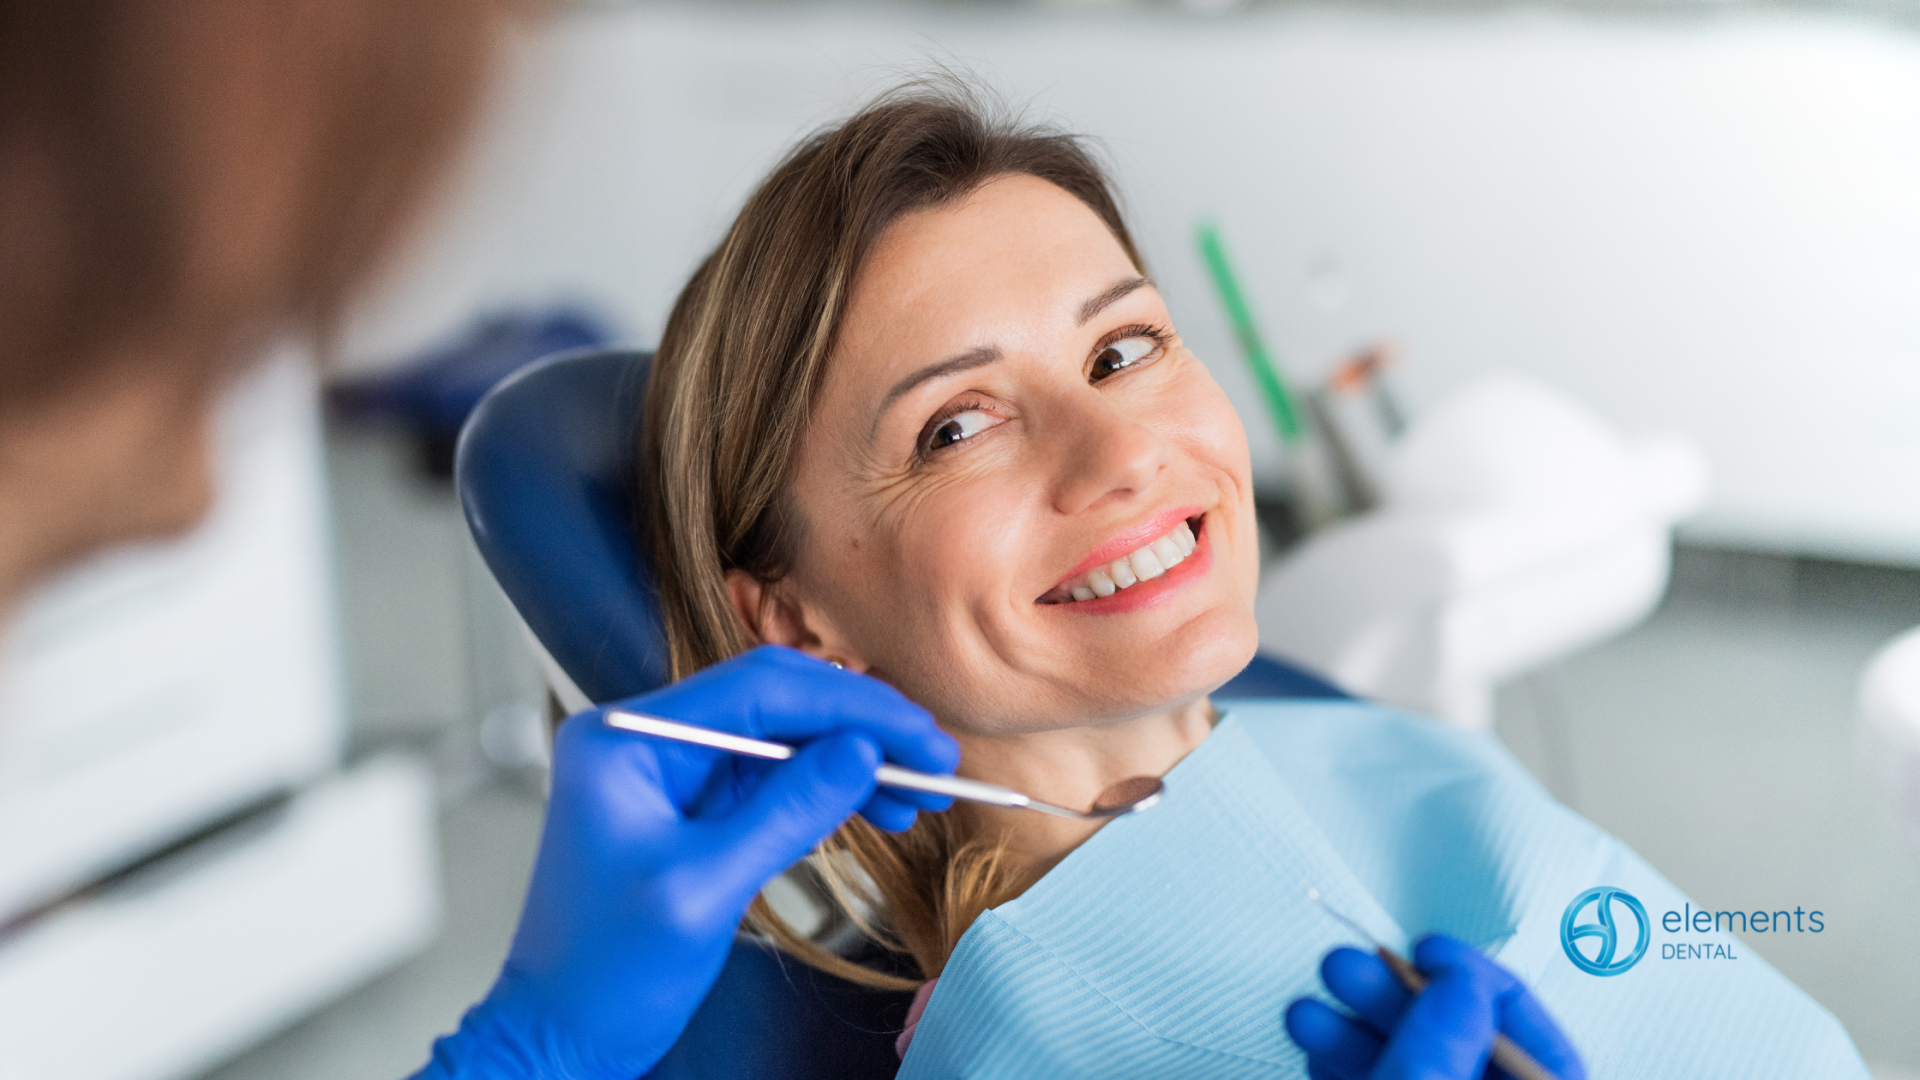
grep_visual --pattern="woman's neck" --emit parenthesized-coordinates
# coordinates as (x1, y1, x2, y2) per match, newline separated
(947, 696, 1216, 896)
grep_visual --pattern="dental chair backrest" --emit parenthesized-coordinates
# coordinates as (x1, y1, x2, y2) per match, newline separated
(455, 348, 669, 704)
(455, 347, 1348, 1080)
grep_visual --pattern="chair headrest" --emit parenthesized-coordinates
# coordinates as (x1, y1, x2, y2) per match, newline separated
(455, 347, 670, 703)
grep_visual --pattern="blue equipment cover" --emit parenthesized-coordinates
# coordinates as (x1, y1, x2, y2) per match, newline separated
(900, 700, 1867, 1079)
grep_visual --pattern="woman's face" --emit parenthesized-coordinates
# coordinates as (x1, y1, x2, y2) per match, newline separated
(768, 174, 1260, 738)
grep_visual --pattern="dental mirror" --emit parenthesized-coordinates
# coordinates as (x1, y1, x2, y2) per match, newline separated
(1010, 774, 1165, 820)
(605, 710, 1167, 821)
(1088, 775, 1166, 816)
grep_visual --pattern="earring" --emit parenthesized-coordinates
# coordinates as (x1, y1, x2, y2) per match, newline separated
(825, 657, 846, 670)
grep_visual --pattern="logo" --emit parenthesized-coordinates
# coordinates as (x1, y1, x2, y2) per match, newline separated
(1560, 886, 1650, 976)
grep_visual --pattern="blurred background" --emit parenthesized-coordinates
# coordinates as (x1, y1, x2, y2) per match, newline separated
(5, 0, 1920, 1077)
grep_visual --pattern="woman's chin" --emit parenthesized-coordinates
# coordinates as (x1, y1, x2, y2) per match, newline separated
(1128, 607, 1260, 706)
(1012, 606, 1260, 730)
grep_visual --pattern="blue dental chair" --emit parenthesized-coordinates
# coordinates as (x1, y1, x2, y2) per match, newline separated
(454, 347, 1349, 1080)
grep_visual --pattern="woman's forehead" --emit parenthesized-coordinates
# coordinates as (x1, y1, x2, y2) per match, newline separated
(836, 175, 1143, 379)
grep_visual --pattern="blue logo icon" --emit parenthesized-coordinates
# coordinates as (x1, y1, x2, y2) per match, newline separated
(1560, 886, 1650, 976)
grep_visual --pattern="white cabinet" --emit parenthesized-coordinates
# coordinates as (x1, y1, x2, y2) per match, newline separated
(0, 357, 341, 919)
(0, 354, 440, 1080)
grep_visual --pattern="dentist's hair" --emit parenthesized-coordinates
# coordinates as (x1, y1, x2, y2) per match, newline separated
(641, 77, 1143, 990)
(0, 0, 507, 403)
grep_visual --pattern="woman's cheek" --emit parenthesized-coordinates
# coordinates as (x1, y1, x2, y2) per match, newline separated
(1169, 364, 1252, 480)
(895, 473, 1025, 594)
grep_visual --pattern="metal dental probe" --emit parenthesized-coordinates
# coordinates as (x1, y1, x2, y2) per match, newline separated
(605, 710, 1165, 820)
(1306, 887, 1561, 1080)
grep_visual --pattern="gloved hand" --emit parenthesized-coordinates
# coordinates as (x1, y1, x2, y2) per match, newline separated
(412, 645, 959, 1080)
(1284, 934, 1587, 1080)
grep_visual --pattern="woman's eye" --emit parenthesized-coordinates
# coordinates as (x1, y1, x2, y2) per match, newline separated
(925, 409, 999, 453)
(1091, 335, 1162, 381)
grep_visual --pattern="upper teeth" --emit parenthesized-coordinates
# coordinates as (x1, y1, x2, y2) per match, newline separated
(1062, 521, 1197, 603)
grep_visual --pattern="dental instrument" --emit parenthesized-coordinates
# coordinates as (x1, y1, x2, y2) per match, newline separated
(1306, 888, 1560, 1080)
(606, 710, 1165, 820)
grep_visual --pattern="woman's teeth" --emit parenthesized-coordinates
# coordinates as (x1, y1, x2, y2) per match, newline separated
(1061, 520, 1197, 603)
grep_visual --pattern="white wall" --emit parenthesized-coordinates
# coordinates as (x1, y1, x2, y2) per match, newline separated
(342, 1, 1920, 563)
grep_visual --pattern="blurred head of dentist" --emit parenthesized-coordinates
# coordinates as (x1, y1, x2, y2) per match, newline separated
(0, 0, 508, 617)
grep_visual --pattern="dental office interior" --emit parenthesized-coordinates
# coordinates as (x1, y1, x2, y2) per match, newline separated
(6, 0, 1920, 1076)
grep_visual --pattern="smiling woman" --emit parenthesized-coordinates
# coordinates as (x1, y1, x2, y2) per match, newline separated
(637, 80, 1870, 1080)
(641, 81, 1264, 989)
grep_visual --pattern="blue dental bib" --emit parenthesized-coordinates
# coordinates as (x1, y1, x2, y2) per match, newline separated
(898, 701, 1865, 1079)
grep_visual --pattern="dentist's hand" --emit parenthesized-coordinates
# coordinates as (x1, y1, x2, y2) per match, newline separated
(413, 645, 958, 1080)
(1284, 935, 1586, 1080)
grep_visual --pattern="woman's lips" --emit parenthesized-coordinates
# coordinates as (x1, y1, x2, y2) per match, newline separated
(1038, 512, 1208, 608)
(1050, 505, 1202, 587)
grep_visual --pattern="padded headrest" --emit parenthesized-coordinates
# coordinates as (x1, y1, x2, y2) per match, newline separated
(455, 348, 669, 703)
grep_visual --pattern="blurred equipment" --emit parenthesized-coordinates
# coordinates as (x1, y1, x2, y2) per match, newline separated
(1196, 222, 1307, 454)
(1197, 222, 1327, 539)
(1196, 227, 1409, 537)
(330, 307, 612, 477)
(0, 356, 439, 1080)
(1303, 342, 1408, 516)
(1860, 625, 1920, 865)
(453, 347, 1349, 1080)
(1256, 375, 1710, 729)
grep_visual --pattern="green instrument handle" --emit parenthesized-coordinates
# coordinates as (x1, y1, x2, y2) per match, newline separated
(1197, 222, 1303, 447)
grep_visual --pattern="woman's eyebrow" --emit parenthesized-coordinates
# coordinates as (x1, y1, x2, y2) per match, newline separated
(873, 344, 1001, 436)
(1077, 275, 1152, 326)
(867, 276, 1152, 438)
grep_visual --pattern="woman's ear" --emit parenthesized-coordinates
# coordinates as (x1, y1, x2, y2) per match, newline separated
(724, 568, 871, 672)
(724, 568, 778, 643)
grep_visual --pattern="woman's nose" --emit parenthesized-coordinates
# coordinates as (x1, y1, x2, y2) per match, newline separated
(1046, 397, 1171, 516)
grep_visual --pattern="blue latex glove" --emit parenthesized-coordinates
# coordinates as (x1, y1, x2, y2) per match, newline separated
(412, 645, 959, 1080)
(1284, 934, 1587, 1080)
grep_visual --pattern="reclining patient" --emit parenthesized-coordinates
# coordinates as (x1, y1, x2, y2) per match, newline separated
(637, 82, 1867, 1078)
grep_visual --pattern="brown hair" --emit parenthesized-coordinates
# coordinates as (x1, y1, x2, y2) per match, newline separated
(641, 81, 1145, 989)
(0, 0, 507, 404)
